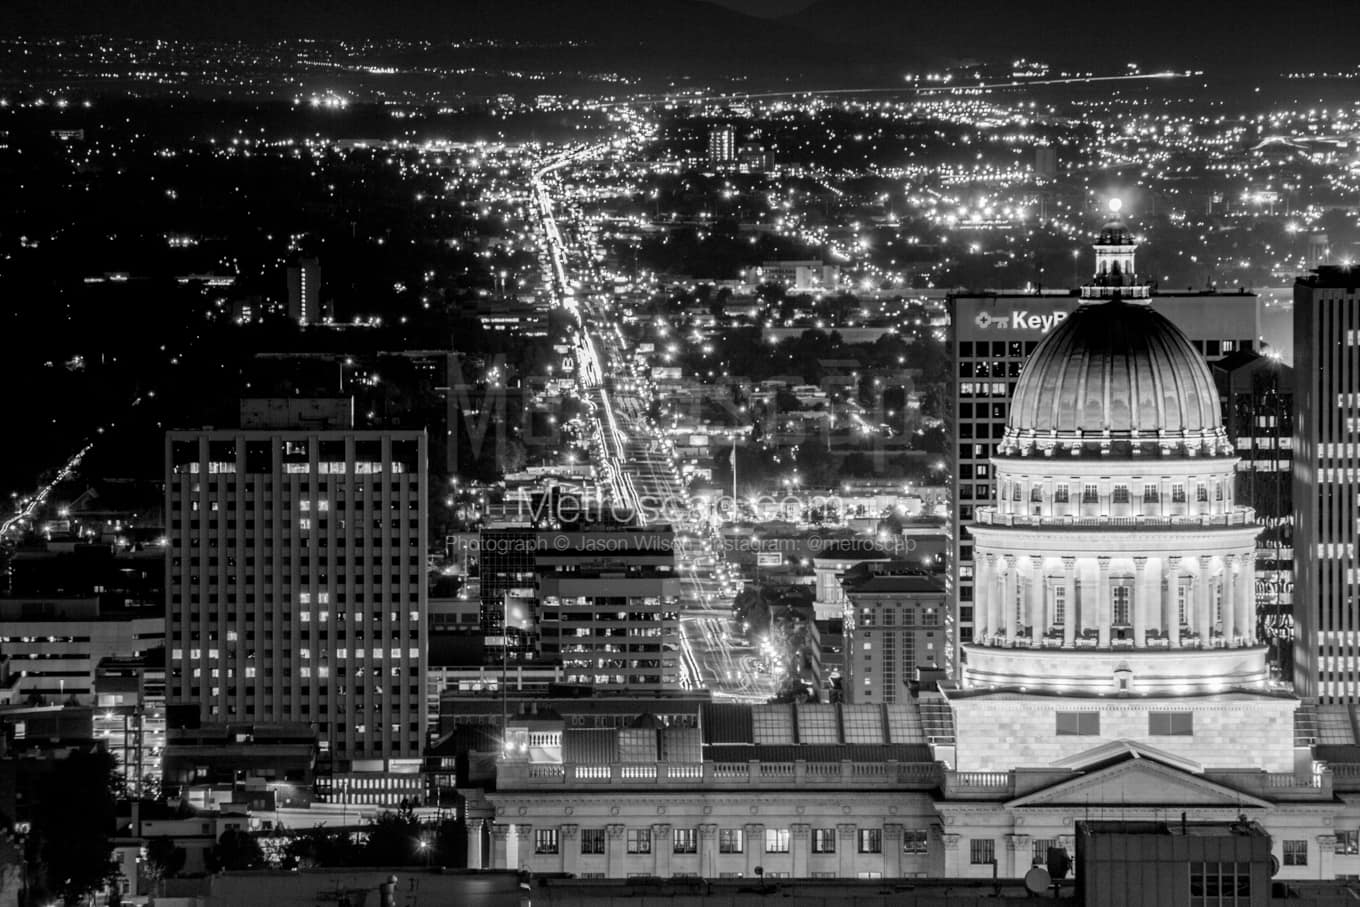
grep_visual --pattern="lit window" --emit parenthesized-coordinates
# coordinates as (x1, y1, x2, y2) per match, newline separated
(812, 828, 836, 853)
(857, 829, 882, 854)
(719, 829, 744, 853)
(535, 829, 559, 855)
(765, 828, 790, 853)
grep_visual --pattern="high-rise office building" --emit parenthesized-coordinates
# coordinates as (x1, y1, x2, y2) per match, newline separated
(1215, 351, 1294, 679)
(841, 563, 946, 704)
(1293, 266, 1360, 702)
(536, 525, 680, 691)
(707, 125, 736, 165)
(286, 257, 323, 325)
(947, 207, 1259, 676)
(165, 414, 428, 770)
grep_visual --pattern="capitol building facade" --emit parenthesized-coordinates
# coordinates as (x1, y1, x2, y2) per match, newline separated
(464, 222, 1360, 883)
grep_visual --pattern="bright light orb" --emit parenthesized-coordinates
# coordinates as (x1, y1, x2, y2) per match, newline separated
(1108, 197, 1124, 214)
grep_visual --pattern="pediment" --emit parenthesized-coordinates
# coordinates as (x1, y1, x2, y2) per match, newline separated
(1008, 748, 1270, 810)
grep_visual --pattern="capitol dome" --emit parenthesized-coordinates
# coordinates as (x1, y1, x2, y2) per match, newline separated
(999, 297, 1233, 458)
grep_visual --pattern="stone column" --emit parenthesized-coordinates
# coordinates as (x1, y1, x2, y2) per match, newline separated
(1030, 556, 1044, 645)
(941, 833, 962, 877)
(745, 823, 765, 878)
(791, 824, 811, 879)
(1001, 557, 1016, 641)
(1238, 552, 1256, 644)
(513, 825, 533, 872)
(1097, 557, 1112, 648)
(605, 824, 626, 878)
(1062, 558, 1076, 648)
(975, 553, 993, 640)
(652, 824, 672, 878)
(466, 820, 484, 870)
(1222, 555, 1237, 642)
(1133, 557, 1148, 647)
(1197, 557, 1213, 644)
(699, 824, 718, 879)
(837, 823, 857, 878)
(1166, 556, 1182, 648)
(882, 823, 904, 879)
(561, 824, 579, 876)
(490, 823, 510, 870)
(1007, 834, 1032, 877)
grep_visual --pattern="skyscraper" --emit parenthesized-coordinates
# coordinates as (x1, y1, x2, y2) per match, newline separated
(165, 415, 428, 772)
(707, 125, 736, 166)
(1293, 266, 1360, 702)
(947, 205, 1259, 677)
(286, 256, 321, 325)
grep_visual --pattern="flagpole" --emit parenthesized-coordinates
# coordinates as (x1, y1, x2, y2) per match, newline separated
(501, 593, 509, 754)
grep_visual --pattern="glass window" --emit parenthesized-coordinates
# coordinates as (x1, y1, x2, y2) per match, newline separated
(534, 829, 559, 855)
(1172, 483, 1187, 503)
(1032, 839, 1060, 866)
(858, 829, 882, 854)
(1056, 712, 1100, 735)
(1148, 711, 1194, 736)
(1112, 484, 1130, 504)
(1082, 484, 1099, 504)
(1112, 585, 1131, 625)
(1284, 840, 1308, 866)
(719, 828, 744, 854)
(970, 839, 996, 865)
(1143, 483, 1159, 503)
(1052, 585, 1066, 625)
(627, 829, 651, 854)
(765, 828, 790, 853)
(1054, 484, 1069, 504)
(1338, 831, 1358, 856)
(580, 829, 605, 855)
(673, 828, 697, 854)
(812, 828, 836, 854)
(902, 830, 928, 855)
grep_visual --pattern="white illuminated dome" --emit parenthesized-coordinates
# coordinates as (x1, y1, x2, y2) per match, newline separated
(964, 290, 1265, 695)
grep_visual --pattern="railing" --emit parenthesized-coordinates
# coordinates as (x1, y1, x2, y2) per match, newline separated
(528, 732, 562, 748)
(973, 509, 1254, 528)
(1267, 772, 1324, 789)
(943, 771, 1015, 798)
(499, 759, 947, 790)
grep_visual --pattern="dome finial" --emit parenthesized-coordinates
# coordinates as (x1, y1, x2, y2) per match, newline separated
(1108, 197, 1123, 215)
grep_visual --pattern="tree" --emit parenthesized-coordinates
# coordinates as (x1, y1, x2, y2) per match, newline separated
(209, 828, 265, 871)
(31, 749, 119, 904)
(144, 835, 186, 886)
(363, 805, 424, 866)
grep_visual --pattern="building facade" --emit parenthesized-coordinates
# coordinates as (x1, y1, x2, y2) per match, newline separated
(1294, 266, 1360, 702)
(948, 215, 1260, 677)
(841, 564, 946, 704)
(164, 428, 428, 770)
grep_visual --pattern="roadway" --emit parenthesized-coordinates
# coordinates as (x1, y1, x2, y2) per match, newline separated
(528, 143, 776, 703)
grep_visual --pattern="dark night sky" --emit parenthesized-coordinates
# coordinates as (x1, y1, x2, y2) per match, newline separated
(705, 0, 816, 15)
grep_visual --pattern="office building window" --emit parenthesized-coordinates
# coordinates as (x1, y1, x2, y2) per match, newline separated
(534, 829, 558, 855)
(1172, 483, 1187, 503)
(812, 828, 836, 854)
(1082, 484, 1099, 504)
(902, 830, 928, 854)
(1338, 831, 1358, 856)
(1032, 839, 1060, 866)
(1054, 484, 1069, 504)
(627, 829, 651, 854)
(1052, 585, 1066, 626)
(580, 829, 605, 855)
(970, 839, 996, 865)
(1143, 483, 1159, 503)
(858, 829, 882, 854)
(1284, 840, 1308, 866)
(765, 828, 790, 853)
(1190, 861, 1251, 900)
(718, 828, 744, 854)
(1112, 484, 1130, 504)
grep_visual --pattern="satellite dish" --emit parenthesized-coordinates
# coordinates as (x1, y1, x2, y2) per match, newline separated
(1025, 866, 1052, 895)
(1270, 854, 1281, 877)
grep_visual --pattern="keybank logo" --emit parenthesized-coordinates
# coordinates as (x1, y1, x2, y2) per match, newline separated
(974, 310, 1069, 333)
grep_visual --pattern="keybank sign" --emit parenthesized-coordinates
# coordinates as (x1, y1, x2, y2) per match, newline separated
(974, 309, 1070, 333)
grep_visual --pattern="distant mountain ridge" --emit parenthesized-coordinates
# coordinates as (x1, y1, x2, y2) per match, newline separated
(781, 0, 1357, 71)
